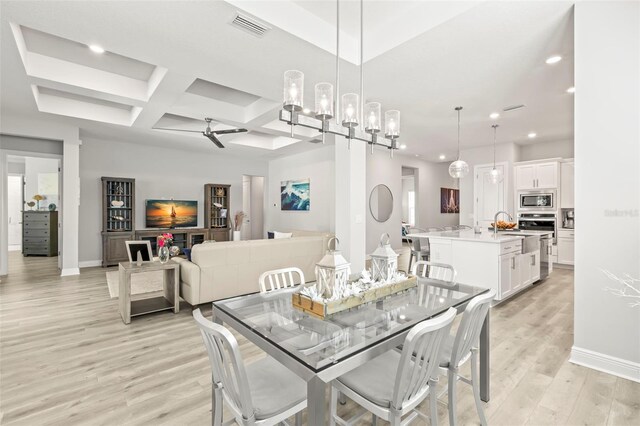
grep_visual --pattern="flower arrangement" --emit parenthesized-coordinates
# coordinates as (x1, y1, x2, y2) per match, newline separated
(231, 211, 245, 231)
(157, 233, 174, 248)
(32, 194, 45, 210)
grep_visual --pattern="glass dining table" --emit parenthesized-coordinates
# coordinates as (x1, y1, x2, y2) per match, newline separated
(212, 278, 491, 425)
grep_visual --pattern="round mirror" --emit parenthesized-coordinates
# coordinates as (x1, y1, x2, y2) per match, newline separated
(369, 184, 393, 222)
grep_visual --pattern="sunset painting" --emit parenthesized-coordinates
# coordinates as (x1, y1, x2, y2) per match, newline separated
(145, 199, 198, 228)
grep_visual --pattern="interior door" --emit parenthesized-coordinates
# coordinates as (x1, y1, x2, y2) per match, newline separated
(7, 175, 24, 249)
(474, 164, 506, 228)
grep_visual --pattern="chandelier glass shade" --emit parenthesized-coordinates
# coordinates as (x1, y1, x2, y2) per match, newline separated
(365, 102, 381, 133)
(341, 93, 359, 128)
(283, 70, 304, 111)
(314, 82, 334, 119)
(385, 110, 400, 139)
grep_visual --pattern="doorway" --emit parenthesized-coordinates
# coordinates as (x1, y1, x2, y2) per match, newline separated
(401, 167, 418, 227)
(8, 175, 23, 251)
(242, 175, 265, 240)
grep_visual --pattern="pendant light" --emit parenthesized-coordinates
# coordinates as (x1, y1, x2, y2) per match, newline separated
(449, 106, 469, 178)
(486, 124, 504, 184)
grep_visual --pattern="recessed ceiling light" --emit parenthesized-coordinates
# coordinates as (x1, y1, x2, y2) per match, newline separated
(415, 154, 420, 157)
(302, 108, 311, 114)
(528, 132, 537, 139)
(400, 144, 407, 150)
(567, 86, 575, 93)
(89, 44, 105, 54)
(545, 55, 562, 64)
(490, 112, 500, 119)
(439, 154, 446, 160)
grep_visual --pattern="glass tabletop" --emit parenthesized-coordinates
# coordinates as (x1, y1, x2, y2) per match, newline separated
(213, 278, 488, 372)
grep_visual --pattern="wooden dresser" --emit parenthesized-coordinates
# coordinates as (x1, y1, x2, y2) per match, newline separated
(22, 211, 58, 257)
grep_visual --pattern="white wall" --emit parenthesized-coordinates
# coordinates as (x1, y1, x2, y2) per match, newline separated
(79, 137, 268, 264)
(518, 139, 574, 161)
(572, 1, 640, 381)
(266, 145, 335, 234)
(366, 152, 458, 252)
(459, 142, 519, 226)
(401, 175, 415, 224)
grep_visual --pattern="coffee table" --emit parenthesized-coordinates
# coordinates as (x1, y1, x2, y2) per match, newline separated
(118, 260, 180, 324)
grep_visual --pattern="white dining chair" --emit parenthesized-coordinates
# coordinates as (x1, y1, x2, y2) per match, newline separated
(438, 290, 495, 426)
(259, 267, 305, 293)
(193, 309, 306, 426)
(411, 260, 457, 283)
(329, 307, 457, 426)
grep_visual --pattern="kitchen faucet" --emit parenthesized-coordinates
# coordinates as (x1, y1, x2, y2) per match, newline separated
(494, 210, 513, 238)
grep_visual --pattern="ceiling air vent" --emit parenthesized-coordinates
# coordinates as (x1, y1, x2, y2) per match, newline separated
(231, 13, 271, 37)
(503, 104, 526, 112)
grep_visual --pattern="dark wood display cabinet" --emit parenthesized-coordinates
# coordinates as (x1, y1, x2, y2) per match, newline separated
(135, 228, 209, 256)
(204, 183, 230, 242)
(101, 177, 135, 267)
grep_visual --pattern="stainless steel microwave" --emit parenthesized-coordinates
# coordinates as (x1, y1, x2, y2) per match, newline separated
(518, 191, 555, 210)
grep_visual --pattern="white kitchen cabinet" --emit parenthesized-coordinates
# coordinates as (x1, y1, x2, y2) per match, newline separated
(499, 252, 517, 299)
(515, 161, 559, 190)
(557, 232, 575, 265)
(561, 161, 575, 208)
(520, 250, 541, 286)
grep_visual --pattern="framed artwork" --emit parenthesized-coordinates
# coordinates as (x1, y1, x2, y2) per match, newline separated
(125, 241, 153, 263)
(281, 179, 310, 211)
(441, 188, 460, 214)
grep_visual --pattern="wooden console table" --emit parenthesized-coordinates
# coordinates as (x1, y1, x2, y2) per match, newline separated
(118, 260, 180, 324)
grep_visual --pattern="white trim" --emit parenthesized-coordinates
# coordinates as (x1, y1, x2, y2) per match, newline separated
(79, 260, 102, 268)
(60, 267, 80, 276)
(570, 346, 640, 383)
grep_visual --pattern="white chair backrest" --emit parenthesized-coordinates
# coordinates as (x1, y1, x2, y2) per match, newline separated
(407, 227, 426, 252)
(411, 260, 456, 283)
(392, 308, 457, 410)
(426, 227, 444, 232)
(450, 290, 495, 367)
(455, 225, 472, 230)
(193, 309, 254, 422)
(259, 267, 305, 293)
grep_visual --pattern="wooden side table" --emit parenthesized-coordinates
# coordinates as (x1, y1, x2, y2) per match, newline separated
(118, 260, 180, 324)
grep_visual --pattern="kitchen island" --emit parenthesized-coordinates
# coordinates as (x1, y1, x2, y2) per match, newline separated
(406, 229, 553, 302)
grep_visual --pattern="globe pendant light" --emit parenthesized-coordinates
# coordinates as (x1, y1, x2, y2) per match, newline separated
(486, 124, 504, 184)
(449, 106, 469, 178)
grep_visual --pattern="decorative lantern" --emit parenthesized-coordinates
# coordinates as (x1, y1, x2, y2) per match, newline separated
(370, 233, 398, 282)
(315, 237, 351, 299)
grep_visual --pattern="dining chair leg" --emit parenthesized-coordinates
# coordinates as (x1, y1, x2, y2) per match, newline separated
(372, 414, 378, 425)
(389, 412, 402, 426)
(470, 351, 488, 426)
(447, 369, 457, 426)
(408, 252, 414, 274)
(294, 412, 302, 426)
(338, 391, 347, 405)
(329, 386, 338, 426)
(429, 379, 438, 426)
(212, 383, 223, 426)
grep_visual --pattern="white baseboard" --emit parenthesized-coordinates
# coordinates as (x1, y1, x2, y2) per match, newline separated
(570, 346, 640, 382)
(79, 260, 102, 268)
(60, 267, 80, 276)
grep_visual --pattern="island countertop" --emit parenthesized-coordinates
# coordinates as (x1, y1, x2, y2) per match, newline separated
(405, 229, 553, 244)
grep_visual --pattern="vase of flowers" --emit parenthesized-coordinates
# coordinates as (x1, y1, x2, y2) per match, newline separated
(157, 233, 173, 263)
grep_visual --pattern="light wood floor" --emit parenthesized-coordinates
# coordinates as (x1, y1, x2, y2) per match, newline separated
(1, 252, 638, 425)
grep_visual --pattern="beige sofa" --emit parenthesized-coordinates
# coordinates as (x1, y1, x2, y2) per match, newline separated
(173, 231, 332, 305)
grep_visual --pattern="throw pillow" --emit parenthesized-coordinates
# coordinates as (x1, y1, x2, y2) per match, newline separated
(273, 231, 293, 239)
(182, 248, 192, 261)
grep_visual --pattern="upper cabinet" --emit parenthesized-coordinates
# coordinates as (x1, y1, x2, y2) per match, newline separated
(515, 161, 559, 190)
(561, 161, 575, 208)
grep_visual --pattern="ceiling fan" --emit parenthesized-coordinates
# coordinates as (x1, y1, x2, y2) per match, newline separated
(154, 117, 247, 148)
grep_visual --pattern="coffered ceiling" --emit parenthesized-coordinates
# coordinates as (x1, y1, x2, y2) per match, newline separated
(0, 0, 574, 161)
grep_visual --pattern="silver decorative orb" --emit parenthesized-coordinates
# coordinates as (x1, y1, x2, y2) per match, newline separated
(486, 167, 504, 184)
(449, 159, 469, 178)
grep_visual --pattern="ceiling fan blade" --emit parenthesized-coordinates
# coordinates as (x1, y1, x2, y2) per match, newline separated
(153, 127, 203, 133)
(212, 128, 248, 135)
(205, 133, 225, 148)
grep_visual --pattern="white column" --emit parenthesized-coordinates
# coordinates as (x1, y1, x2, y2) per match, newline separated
(60, 138, 81, 276)
(0, 150, 8, 277)
(334, 136, 367, 273)
(572, 1, 640, 381)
